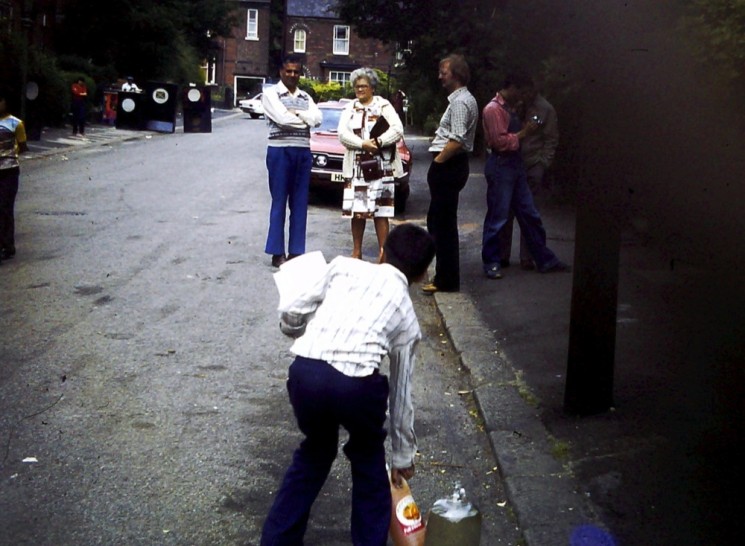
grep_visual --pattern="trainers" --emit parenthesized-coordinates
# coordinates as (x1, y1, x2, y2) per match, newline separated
(540, 261, 571, 273)
(485, 265, 502, 279)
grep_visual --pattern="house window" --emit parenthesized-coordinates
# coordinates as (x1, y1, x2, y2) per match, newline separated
(333, 25, 350, 55)
(293, 29, 306, 53)
(329, 71, 351, 85)
(246, 9, 258, 40)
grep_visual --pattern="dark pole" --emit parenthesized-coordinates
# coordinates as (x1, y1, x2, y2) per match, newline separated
(20, 2, 34, 121)
(564, 178, 621, 415)
(563, 10, 625, 416)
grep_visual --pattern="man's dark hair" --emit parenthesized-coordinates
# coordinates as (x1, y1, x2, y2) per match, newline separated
(502, 71, 534, 91)
(384, 223, 436, 283)
(441, 54, 470, 86)
(282, 53, 304, 68)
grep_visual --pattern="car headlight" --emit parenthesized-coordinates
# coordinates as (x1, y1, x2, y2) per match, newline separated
(314, 154, 328, 167)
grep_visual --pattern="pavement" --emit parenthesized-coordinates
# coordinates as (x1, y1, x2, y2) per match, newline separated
(20, 116, 741, 545)
(428, 164, 742, 545)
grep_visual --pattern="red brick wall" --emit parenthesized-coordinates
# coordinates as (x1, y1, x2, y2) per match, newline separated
(219, 2, 271, 87)
(286, 17, 395, 81)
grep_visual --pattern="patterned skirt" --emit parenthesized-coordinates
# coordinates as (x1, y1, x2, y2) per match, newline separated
(341, 154, 395, 219)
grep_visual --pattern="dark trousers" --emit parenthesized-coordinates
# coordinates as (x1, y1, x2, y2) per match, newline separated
(0, 168, 19, 254)
(426, 154, 470, 291)
(261, 357, 391, 546)
(71, 101, 86, 135)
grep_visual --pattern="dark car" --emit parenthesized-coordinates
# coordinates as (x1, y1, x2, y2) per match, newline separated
(310, 100, 412, 213)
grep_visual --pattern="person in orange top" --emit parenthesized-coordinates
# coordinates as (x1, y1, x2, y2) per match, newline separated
(71, 77, 88, 136)
(0, 90, 28, 262)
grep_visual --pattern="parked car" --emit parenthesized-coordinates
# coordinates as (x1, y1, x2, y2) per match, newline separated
(239, 93, 264, 118)
(310, 100, 412, 213)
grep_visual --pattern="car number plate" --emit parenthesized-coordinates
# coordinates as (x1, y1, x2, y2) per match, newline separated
(331, 173, 345, 182)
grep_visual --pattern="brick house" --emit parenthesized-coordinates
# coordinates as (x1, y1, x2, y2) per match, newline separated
(285, 0, 396, 86)
(207, 0, 272, 102)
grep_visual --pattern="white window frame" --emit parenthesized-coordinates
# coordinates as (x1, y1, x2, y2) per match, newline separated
(293, 29, 306, 53)
(329, 71, 351, 85)
(333, 25, 350, 55)
(246, 9, 258, 40)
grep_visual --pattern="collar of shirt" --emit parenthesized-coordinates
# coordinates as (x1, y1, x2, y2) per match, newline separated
(447, 86, 469, 104)
(275, 80, 305, 99)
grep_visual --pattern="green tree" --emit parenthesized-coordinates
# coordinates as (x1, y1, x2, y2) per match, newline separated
(55, 0, 234, 84)
(682, 0, 745, 83)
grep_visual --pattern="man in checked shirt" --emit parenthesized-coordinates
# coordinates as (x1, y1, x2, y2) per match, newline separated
(261, 223, 435, 546)
(422, 53, 479, 294)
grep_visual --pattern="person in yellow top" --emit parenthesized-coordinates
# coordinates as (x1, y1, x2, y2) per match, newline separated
(0, 90, 29, 262)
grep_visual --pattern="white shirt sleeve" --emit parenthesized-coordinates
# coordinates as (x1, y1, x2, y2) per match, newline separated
(388, 339, 418, 468)
(262, 88, 308, 129)
(295, 97, 322, 128)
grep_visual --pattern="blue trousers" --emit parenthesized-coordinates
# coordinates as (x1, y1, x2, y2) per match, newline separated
(261, 357, 391, 546)
(482, 154, 560, 271)
(265, 146, 312, 256)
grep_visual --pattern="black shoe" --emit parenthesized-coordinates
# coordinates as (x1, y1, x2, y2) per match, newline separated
(540, 261, 571, 273)
(500, 259, 511, 268)
(271, 254, 287, 267)
(0, 247, 15, 260)
(287, 253, 302, 260)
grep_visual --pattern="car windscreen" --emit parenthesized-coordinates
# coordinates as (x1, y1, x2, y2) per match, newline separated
(315, 108, 342, 132)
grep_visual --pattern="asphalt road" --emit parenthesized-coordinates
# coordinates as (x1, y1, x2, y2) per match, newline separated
(0, 115, 523, 545)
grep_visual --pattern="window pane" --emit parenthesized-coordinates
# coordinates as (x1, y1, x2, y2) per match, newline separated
(333, 25, 349, 55)
(247, 9, 258, 39)
(329, 71, 351, 85)
(294, 29, 306, 52)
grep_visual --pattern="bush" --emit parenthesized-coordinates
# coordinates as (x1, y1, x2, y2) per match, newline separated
(298, 79, 346, 102)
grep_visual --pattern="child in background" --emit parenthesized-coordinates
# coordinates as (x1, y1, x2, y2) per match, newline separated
(0, 90, 29, 263)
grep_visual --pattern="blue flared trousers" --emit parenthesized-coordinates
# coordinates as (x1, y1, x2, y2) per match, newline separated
(265, 146, 312, 256)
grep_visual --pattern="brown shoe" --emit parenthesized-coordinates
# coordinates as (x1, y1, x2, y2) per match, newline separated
(421, 282, 439, 294)
(520, 259, 536, 270)
(271, 254, 287, 267)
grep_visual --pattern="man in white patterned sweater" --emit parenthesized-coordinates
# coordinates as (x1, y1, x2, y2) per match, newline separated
(261, 223, 435, 546)
(261, 54, 322, 268)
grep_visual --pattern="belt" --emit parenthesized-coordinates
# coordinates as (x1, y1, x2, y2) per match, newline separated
(431, 151, 467, 160)
(490, 148, 518, 157)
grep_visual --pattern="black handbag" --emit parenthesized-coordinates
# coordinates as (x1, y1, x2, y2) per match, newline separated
(359, 152, 383, 182)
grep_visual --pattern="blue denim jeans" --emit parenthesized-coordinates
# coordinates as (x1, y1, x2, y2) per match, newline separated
(265, 146, 312, 256)
(482, 154, 560, 271)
